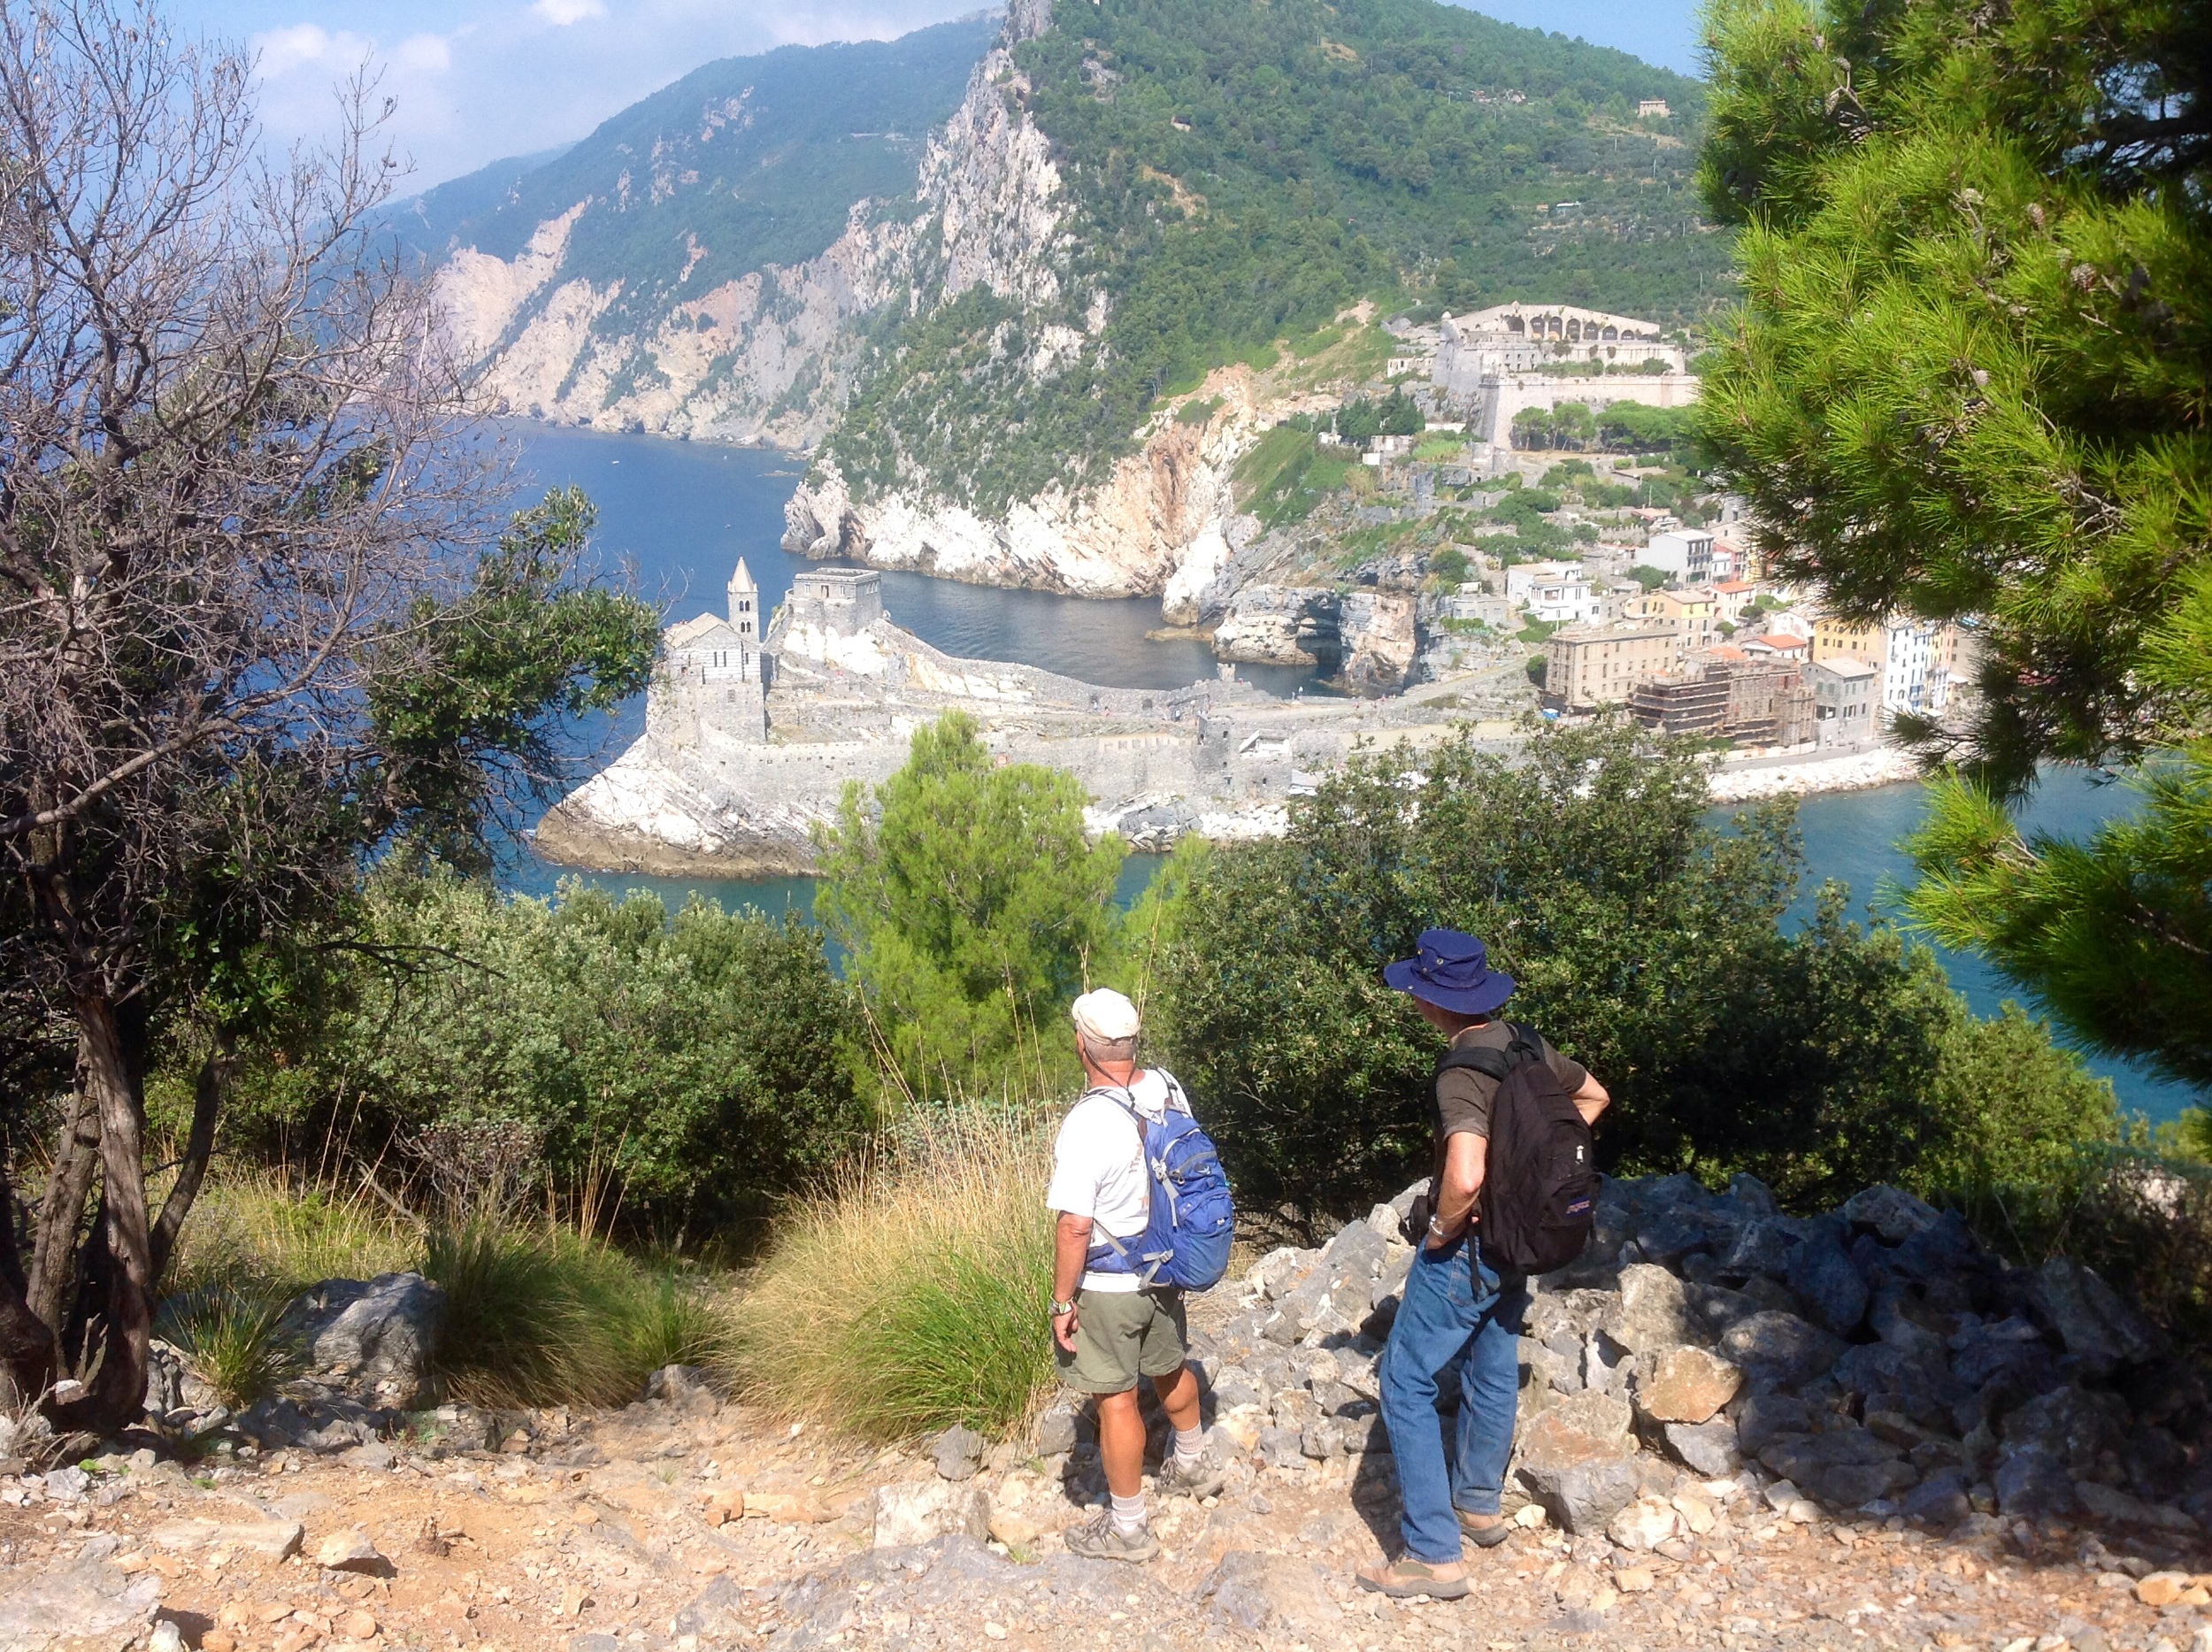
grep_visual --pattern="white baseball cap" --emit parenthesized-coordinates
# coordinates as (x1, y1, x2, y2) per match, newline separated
(1070, 988, 1141, 1042)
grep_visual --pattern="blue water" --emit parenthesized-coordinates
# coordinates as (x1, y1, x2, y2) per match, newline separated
(1773, 773, 2195, 1124)
(490, 426, 2197, 1124)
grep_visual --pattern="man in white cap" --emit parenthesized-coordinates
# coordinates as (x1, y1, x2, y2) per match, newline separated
(1047, 987, 1223, 1562)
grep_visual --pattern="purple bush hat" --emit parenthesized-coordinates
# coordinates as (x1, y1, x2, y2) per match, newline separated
(1383, 927, 1516, 1016)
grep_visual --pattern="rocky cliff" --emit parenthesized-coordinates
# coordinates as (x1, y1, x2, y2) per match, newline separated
(412, 18, 997, 442)
(442, 197, 921, 445)
(784, 374, 1260, 600)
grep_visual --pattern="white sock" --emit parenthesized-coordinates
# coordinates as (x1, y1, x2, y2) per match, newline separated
(1172, 1426, 1206, 1467)
(1110, 1492, 1147, 1535)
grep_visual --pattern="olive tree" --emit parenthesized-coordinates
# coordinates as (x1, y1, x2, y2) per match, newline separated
(0, 2, 656, 1428)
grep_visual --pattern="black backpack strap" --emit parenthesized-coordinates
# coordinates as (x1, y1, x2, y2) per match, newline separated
(1436, 1022, 1543, 1083)
(1436, 1043, 1514, 1082)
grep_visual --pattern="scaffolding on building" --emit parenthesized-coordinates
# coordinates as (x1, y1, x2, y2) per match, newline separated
(1628, 660, 1814, 747)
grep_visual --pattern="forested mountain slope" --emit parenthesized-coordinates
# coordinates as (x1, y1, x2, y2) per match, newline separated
(819, 0, 1721, 519)
(420, 0, 1725, 591)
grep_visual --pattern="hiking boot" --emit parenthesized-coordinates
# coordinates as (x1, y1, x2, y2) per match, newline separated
(1357, 1556, 1471, 1600)
(1154, 1454, 1226, 1500)
(1064, 1510, 1161, 1564)
(1457, 1509, 1512, 1548)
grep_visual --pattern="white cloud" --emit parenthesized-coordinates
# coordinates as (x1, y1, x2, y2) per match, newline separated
(531, 0, 607, 25)
(251, 22, 370, 78)
(392, 33, 454, 73)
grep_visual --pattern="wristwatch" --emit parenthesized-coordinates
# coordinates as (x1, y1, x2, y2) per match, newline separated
(1050, 1297, 1078, 1317)
(1426, 1216, 1448, 1240)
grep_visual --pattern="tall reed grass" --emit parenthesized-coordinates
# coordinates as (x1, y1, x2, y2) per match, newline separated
(154, 1289, 303, 1409)
(733, 1107, 1056, 1440)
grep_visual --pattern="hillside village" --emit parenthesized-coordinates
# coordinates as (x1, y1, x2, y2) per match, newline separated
(1164, 301, 1966, 758)
(544, 306, 1962, 879)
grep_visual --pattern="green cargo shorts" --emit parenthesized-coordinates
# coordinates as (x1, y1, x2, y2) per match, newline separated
(1055, 1287, 1189, 1395)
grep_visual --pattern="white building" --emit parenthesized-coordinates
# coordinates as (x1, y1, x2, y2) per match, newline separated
(1881, 619, 1945, 717)
(1433, 304, 1685, 386)
(1440, 588, 1513, 627)
(1504, 560, 1601, 625)
(1429, 304, 1698, 449)
(1806, 608, 1955, 719)
(1807, 657, 1878, 749)
(1637, 528, 1715, 587)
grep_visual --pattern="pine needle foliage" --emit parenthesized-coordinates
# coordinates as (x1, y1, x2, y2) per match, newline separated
(1904, 766, 2212, 1091)
(1695, 0, 2212, 1097)
(813, 712, 1126, 1105)
(1696, 0, 2210, 786)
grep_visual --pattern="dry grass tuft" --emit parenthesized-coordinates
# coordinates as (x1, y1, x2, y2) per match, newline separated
(733, 1107, 1056, 1441)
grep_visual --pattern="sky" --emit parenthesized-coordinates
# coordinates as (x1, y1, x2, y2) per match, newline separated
(169, 0, 1706, 194)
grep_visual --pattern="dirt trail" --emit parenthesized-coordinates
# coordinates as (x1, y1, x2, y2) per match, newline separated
(4, 1364, 2207, 1652)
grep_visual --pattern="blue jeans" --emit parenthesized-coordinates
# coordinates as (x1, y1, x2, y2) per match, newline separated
(1378, 1233, 1528, 1563)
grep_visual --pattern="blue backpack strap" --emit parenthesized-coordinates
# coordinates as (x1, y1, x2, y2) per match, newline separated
(1084, 1092, 1168, 1282)
(1079, 1081, 1169, 1284)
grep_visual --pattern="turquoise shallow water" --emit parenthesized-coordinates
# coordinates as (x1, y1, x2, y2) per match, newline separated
(491, 426, 2197, 1124)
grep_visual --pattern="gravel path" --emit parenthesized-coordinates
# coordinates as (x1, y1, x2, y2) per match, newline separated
(3, 1377, 2206, 1652)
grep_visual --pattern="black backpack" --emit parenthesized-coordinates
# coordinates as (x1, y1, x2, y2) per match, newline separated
(1437, 1022, 1597, 1275)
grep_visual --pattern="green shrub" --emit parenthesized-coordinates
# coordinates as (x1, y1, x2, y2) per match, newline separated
(733, 1110, 1055, 1440)
(220, 871, 870, 1233)
(1145, 720, 2120, 1225)
(814, 712, 1125, 1105)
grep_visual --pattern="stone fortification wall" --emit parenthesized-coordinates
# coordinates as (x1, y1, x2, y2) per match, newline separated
(1458, 372, 1701, 449)
(535, 603, 1499, 874)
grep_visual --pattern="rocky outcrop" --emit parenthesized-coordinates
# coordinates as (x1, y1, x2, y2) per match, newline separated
(1181, 1172, 2209, 1540)
(147, 1272, 445, 1454)
(1207, 585, 1340, 666)
(1338, 591, 1417, 694)
(276, 1272, 445, 1412)
(1207, 582, 1418, 693)
(783, 386, 1256, 600)
(0, 1534, 163, 1650)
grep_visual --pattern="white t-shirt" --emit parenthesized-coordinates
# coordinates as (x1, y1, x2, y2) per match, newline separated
(1047, 1069, 1187, 1294)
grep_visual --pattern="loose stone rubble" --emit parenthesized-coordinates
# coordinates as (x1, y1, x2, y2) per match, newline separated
(1, 1172, 2208, 1650)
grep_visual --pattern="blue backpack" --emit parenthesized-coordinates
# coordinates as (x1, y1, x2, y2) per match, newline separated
(1082, 1072, 1235, 1292)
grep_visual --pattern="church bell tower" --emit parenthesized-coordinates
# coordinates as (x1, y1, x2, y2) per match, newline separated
(727, 557, 758, 642)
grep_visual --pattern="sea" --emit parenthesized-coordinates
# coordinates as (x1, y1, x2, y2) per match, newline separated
(491, 425, 2196, 1124)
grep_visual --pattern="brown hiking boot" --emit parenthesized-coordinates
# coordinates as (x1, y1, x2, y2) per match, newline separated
(1356, 1556, 1471, 1600)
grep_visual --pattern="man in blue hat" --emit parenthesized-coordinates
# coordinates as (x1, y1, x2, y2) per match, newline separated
(1358, 928, 1610, 1601)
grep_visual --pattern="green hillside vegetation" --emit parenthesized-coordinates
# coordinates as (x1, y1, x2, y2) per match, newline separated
(823, 0, 1732, 513)
(398, 18, 996, 348)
